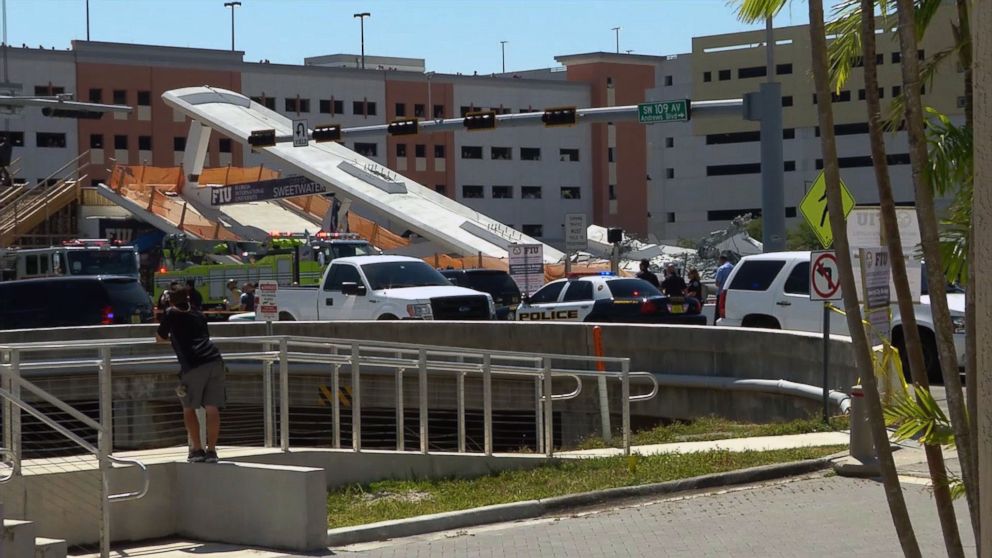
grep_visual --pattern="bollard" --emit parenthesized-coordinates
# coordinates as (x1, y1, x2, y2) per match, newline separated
(834, 385, 880, 477)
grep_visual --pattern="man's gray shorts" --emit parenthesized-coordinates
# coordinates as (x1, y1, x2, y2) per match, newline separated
(179, 359, 226, 409)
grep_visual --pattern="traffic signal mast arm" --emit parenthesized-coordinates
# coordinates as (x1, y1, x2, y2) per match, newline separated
(255, 99, 743, 145)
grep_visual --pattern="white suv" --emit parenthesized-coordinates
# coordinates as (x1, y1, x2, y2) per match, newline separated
(716, 251, 966, 383)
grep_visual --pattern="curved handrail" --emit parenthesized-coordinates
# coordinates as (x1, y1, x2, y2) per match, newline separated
(107, 455, 150, 502)
(627, 372, 660, 402)
(547, 373, 583, 401)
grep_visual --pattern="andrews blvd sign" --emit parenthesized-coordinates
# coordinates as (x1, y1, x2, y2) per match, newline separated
(638, 100, 691, 123)
(210, 175, 327, 206)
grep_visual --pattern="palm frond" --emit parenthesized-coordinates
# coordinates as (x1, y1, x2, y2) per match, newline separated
(732, 0, 789, 23)
(914, 0, 945, 41)
(883, 390, 955, 447)
(826, 0, 863, 92)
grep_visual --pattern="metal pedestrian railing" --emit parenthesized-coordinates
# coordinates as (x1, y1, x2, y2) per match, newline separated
(0, 334, 658, 556)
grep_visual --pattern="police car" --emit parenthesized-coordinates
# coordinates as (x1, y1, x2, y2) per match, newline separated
(515, 273, 707, 324)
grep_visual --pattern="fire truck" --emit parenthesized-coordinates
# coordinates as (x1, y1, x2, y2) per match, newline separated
(152, 231, 376, 309)
(0, 239, 140, 282)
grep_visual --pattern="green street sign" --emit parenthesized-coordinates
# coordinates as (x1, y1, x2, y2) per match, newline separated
(638, 100, 691, 123)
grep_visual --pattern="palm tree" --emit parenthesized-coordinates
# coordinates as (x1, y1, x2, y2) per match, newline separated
(736, 1, 921, 555)
(853, 2, 963, 554)
(892, 0, 980, 540)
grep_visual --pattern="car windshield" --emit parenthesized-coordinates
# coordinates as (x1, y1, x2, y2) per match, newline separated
(326, 243, 374, 259)
(607, 279, 663, 298)
(461, 272, 520, 296)
(362, 261, 451, 290)
(66, 250, 138, 276)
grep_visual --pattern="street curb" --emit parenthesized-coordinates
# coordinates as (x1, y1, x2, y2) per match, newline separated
(326, 457, 832, 547)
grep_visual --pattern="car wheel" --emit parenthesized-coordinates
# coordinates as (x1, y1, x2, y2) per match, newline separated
(378, 314, 398, 320)
(278, 311, 295, 321)
(741, 315, 780, 329)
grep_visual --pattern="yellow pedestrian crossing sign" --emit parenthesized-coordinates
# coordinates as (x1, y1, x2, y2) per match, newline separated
(799, 170, 856, 248)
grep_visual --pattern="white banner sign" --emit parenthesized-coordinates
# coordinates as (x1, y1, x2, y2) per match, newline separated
(847, 207, 921, 302)
(859, 247, 891, 346)
(564, 213, 588, 252)
(508, 243, 544, 296)
(256, 280, 279, 322)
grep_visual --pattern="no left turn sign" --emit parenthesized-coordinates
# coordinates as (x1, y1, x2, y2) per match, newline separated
(810, 250, 842, 301)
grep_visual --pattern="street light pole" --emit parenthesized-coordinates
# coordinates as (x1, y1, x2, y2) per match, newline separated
(500, 40, 507, 73)
(223, 1, 241, 52)
(354, 12, 371, 69)
(85, 0, 90, 41)
(611, 27, 620, 53)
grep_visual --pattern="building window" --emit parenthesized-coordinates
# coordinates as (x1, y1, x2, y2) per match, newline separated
(665, 168, 675, 179)
(433, 104, 445, 118)
(776, 63, 793, 75)
(832, 90, 852, 103)
(113, 90, 127, 104)
(89, 88, 102, 103)
(113, 135, 128, 150)
(415, 144, 426, 158)
(492, 185, 513, 199)
(491, 146, 512, 160)
(353, 101, 365, 115)
(918, 49, 925, 60)
(664, 75, 673, 86)
(461, 146, 483, 159)
(718, 69, 731, 81)
(784, 161, 796, 172)
(34, 85, 65, 95)
(666, 212, 676, 223)
(137, 91, 151, 106)
(173, 137, 186, 151)
(395, 103, 406, 117)
(520, 147, 541, 161)
(414, 104, 425, 117)
(285, 98, 310, 113)
(783, 128, 795, 139)
(320, 99, 332, 114)
(782, 96, 793, 107)
(707, 208, 761, 221)
(957, 96, 967, 108)
(560, 187, 581, 199)
(892, 86, 902, 97)
(354, 142, 378, 157)
(219, 138, 232, 153)
(460, 105, 476, 117)
(703, 71, 712, 82)
(521, 186, 542, 199)
(608, 184, 617, 200)
(434, 144, 445, 158)
(89, 134, 103, 149)
(522, 224, 543, 237)
(365, 102, 377, 115)
(665, 137, 674, 148)
(706, 163, 761, 176)
(892, 52, 901, 63)
(434, 184, 446, 194)
(559, 148, 579, 162)
(251, 96, 277, 110)
(858, 89, 866, 101)
(608, 147, 615, 163)
(1, 132, 24, 147)
(35, 132, 66, 148)
(138, 136, 152, 151)
(706, 130, 760, 144)
(737, 65, 766, 79)
(462, 185, 484, 199)
(396, 144, 407, 157)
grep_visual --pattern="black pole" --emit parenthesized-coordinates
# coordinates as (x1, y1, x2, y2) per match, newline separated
(823, 302, 831, 423)
(230, 8, 235, 51)
(292, 244, 301, 285)
(359, 18, 366, 69)
(86, 0, 90, 41)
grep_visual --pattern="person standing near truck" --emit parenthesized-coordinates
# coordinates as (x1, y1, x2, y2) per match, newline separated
(156, 287, 226, 463)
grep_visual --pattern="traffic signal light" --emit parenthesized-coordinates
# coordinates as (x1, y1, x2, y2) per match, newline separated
(463, 110, 496, 131)
(41, 107, 104, 119)
(542, 106, 577, 127)
(388, 118, 419, 136)
(312, 124, 342, 143)
(248, 129, 277, 147)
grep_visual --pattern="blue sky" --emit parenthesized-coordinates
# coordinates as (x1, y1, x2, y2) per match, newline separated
(6, 0, 816, 74)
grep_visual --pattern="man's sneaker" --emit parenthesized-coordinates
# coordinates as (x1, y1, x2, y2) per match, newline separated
(204, 449, 219, 463)
(188, 449, 207, 463)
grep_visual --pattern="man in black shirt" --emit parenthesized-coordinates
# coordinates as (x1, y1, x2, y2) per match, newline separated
(156, 288, 226, 463)
(185, 279, 203, 311)
(636, 259, 660, 288)
(661, 265, 687, 298)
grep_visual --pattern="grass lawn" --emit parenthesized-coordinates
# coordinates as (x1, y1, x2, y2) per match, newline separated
(575, 415, 851, 450)
(326, 445, 845, 528)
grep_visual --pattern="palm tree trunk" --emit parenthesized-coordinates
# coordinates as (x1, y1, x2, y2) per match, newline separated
(808, 1, 921, 556)
(894, 0, 980, 538)
(858, 3, 964, 555)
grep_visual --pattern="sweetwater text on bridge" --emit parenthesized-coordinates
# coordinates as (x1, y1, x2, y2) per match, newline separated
(210, 175, 327, 206)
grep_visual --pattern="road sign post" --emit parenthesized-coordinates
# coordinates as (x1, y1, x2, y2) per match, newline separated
(800, 170, 856, 248)
(810, 250, 841, 424)
(637, 100, 691, 123)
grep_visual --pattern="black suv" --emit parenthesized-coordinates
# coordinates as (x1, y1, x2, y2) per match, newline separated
(0, 276, 153, 330)
(440, 269, 522, 320)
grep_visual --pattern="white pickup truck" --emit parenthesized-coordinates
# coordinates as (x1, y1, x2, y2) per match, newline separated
(274, 255, 495, 321)
(715, 251, 966, 383)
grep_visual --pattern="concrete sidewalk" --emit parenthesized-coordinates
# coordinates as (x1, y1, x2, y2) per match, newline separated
(559, 431, 850, 458)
